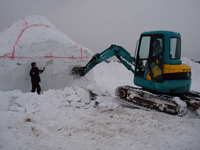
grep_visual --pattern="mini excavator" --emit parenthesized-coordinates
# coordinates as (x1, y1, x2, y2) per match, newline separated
(72, 30, 200, 116)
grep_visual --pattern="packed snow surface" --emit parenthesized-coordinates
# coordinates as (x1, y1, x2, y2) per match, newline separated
(0, 16, 200, 150)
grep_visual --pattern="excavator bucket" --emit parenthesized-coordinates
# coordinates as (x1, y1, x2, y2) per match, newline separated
(71, 66, 86, 76)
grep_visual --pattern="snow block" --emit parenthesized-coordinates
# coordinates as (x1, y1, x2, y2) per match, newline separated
(71, 101, 85, 108)
(0, 15, 94, 92)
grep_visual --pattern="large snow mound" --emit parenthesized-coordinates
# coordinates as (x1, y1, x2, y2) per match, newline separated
(0, 15, 93, 92)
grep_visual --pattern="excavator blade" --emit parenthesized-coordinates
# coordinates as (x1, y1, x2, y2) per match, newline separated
(71, 66, 86, 76)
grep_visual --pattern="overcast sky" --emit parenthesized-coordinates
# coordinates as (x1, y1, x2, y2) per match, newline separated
(0, 0, 200, 61)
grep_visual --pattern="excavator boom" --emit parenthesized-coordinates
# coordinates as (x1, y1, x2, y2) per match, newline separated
(72, 45, 135, 76)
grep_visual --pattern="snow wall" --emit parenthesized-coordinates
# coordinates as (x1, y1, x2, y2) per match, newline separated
(0, 15, 94, 92)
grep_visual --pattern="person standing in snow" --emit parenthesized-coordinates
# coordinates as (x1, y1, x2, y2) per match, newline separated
(29, 62, 45, 94)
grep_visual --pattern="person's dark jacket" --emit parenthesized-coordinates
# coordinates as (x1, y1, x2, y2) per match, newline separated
(29, 67, 44, 83)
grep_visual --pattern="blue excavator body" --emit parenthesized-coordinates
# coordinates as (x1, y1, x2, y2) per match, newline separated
(72, 30, 191, 94)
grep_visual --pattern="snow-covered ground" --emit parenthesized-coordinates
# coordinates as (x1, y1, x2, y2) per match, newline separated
(0, 16, 200, 150)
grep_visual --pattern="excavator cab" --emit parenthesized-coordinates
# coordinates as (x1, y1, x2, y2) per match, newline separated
(134, 31, 191, 93)
(135, 35, 164, 82)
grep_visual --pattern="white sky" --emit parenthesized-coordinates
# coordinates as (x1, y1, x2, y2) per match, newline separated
(0, 0, 200, 61)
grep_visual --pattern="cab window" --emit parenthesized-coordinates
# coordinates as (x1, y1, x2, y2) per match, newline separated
(138, 36, 150, 59)
(135, 36, 150, 76)
(170, 38, 181, 59)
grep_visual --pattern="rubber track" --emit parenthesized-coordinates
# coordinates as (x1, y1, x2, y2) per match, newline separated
(115, 86, 188, 116)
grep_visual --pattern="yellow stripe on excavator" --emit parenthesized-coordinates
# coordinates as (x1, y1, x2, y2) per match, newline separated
(163, 63, 191, 74)
(146, 63, 191, 81)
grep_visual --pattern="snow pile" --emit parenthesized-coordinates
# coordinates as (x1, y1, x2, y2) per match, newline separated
(0, 16, 55, 56)
(93, 61, 135, 96)
(182, 57, 200, 92)
(0, 15, 93, 92)
(0, 84, 118, 112)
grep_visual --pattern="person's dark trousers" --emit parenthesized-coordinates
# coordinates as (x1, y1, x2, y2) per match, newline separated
(31, 81, 41, 94)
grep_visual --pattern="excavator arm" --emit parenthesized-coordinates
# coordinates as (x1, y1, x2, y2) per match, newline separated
(72, 45, 136, 76)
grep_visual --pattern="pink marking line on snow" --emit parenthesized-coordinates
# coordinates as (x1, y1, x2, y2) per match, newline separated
(0, 54, 7, 58)
(42, 55, 91, 59)
(0, 19, 21, 34)
(0, 18, 90, 64)
(22, 18, 28, 27)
